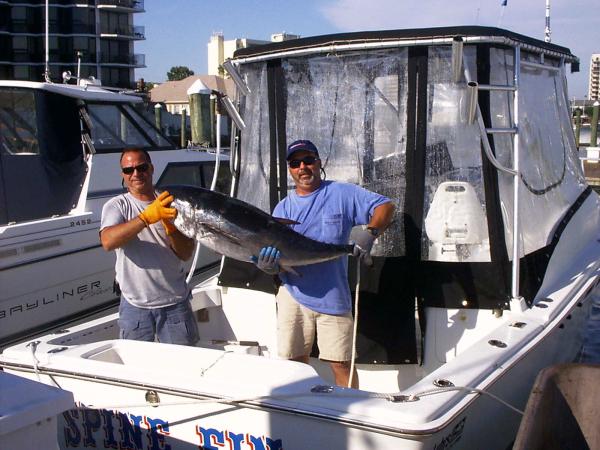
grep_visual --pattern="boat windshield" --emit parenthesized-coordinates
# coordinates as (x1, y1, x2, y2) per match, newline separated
(87, 103, 171, 151)
(0, 89, 39, 156)
(236, 47, 489, 260)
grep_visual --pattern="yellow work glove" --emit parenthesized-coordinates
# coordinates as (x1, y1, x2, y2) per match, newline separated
(138, 191, 176, 227)
(162, 219, 178, 236)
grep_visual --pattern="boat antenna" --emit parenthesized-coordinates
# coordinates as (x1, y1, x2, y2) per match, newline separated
(544, 0, 551, 42)
(498, 0, 507, 28)
(43, 0, 51, 82)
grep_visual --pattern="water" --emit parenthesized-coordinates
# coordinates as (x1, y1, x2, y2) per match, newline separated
(579, 289, 600, 363)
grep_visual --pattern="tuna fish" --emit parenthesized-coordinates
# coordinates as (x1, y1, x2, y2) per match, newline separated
(163, 185, 354, 267)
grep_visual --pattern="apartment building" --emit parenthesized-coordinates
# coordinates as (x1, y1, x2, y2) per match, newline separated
(207, 32, 299, 77)
(589, 54, 600, 101)
(0, 0, 145, 88)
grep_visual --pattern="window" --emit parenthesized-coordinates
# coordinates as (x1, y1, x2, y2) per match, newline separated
(156, 160, 231, 194)
(87, 103, 172, 150)
(0, 89, 39, 155)
(123, 104, 170, 147)
(87, 103, 148, 149)
(13, 65, 31, 80)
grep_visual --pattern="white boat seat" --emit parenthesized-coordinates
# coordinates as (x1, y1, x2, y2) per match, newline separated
(425, 181, 487, 245)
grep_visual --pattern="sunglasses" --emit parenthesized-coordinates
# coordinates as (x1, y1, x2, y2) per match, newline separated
(288, 156, 319, 169)
(121, 163, 150, 175)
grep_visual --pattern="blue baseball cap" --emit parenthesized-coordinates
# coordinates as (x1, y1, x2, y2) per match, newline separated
(286, 139, 319, 160)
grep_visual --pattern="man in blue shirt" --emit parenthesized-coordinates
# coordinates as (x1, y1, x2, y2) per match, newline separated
(255, 140, 394, 388)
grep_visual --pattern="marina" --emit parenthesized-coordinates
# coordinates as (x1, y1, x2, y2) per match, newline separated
(1, 25, 600, 449)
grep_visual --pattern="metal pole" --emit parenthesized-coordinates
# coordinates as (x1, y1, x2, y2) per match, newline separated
(154, 103, 162, 132)
(511, 46, 522, 305)
(574, 108, 582, 147)
(591, 101, 600, 147)
(210, 94, 217, 147)
(544, 0, 551, 43)
(180, 108, 187, 149)
(44, 0, 50, 81)
(76, 51, 82, 81)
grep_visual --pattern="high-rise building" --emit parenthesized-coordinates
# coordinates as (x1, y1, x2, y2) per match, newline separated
(0, 0, 145, 88)
(207, 32, 299, 77)
(589, 54, 600, 101)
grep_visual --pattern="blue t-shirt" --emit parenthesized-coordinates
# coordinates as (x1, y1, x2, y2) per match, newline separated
(273, 180, 390, 315)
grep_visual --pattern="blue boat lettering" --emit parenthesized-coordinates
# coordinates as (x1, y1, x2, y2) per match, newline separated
(61, 408, 171, 450)
(196, 426, 283, 450)
(60, 408, 282, 450)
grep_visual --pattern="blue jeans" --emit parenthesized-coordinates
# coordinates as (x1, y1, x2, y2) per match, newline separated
(118, 297, 199, 346)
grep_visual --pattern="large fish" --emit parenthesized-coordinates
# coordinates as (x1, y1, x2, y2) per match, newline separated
(163, 185, 354, 268)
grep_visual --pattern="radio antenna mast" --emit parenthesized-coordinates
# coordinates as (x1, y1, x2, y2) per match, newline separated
(544, 0, 551, 43)
(44, 0, 50, 81)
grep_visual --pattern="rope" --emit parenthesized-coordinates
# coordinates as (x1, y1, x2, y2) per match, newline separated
(413, 385, 524, 415)
(348, 260, 361, 387)
(78, 384, 523, 416)
(27, 341, 41, 382)
(199, 350, 231, 377)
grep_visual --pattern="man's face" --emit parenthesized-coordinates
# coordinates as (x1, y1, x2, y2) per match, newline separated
(121, 151, 154, 195)
(288, 150, 321, 193)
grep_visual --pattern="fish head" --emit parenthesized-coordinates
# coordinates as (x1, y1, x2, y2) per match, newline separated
(159, 185, 223, 241)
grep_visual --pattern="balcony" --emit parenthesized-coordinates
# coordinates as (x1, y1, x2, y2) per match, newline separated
(1, 0, 95, 4)
(8, 51, 97, 64)
(100, 25, 144, 40)
(99, 52, 145, 67)
(5, 20, 95, 35)
(97, 0, 144, 12)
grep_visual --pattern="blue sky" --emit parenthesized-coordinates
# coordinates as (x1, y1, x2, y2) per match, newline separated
(136, 0, 599, 98)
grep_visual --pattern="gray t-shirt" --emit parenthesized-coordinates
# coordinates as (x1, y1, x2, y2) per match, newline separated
(100, 192, 189, 308)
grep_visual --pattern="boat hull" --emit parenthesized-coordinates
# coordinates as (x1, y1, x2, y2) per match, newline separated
(1, 276, 594, 450)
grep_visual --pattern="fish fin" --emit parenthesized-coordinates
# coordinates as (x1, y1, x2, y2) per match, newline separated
(272, 217, 301, 226)
(280, 265, 301, 277)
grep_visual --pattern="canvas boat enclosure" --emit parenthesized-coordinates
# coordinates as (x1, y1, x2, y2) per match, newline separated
(224, 26, 586, 303)
(218, 26, 592, 365)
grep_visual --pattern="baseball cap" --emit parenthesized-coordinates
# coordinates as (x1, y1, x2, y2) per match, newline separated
(286, 139, 319, 160)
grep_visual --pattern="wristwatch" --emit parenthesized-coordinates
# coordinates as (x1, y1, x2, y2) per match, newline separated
(366, 226, 380, 237)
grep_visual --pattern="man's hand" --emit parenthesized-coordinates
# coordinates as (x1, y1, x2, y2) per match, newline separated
(251, 246, 281, 275)
(139, 191, 176, 226)
(352, 227, 378, 265)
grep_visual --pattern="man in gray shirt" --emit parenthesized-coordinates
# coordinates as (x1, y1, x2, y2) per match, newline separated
(100, 148, 198, 345)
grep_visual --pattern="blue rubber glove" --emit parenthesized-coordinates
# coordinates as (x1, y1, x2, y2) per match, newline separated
(251, 246, 281, 275)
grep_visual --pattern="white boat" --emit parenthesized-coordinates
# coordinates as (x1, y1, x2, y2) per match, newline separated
(2, 26, 600, 450)
(0, 80, 227, 347)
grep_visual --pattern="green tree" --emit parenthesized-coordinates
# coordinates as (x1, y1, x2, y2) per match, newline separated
(167, 66, 194, 81)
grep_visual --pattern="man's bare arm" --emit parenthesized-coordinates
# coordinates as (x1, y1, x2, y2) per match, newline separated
(368, 202, 395, 233)
(100, 217, 146, 251)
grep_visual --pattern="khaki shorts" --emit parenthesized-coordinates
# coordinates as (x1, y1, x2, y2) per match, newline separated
(276, 286, 353, 362)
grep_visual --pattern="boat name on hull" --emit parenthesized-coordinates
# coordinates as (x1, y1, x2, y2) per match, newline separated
(61, 407, 283, 450)
(0, 280, 107, 321)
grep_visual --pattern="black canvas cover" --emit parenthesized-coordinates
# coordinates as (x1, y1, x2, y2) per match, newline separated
(0, 90, 86, 224)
